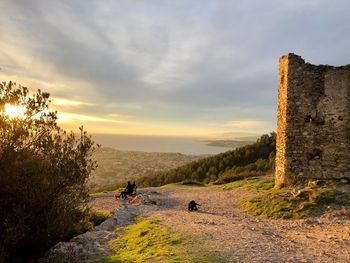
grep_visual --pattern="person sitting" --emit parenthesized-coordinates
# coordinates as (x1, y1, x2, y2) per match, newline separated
(120, 181, 137, 199)
(128, 181, 137, 195)
(120, 181, 132, 199)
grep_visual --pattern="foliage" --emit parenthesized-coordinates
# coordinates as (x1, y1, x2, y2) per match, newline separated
(241, 187, 350, 219)
(0, 82, 97, 261)
(138, 132, 276, 187)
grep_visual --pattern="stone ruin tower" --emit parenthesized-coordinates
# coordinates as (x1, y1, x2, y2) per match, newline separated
(276, 53, 350, 187)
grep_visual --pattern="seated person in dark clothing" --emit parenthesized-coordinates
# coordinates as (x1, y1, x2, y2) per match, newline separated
(121, 181, 132, 199)
(120, 181, 137, 199)
(128, 181, 137, 194)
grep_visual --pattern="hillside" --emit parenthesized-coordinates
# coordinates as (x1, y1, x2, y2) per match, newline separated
(90, 147, 206, 192)
(138, 132, 276, 187)
(205, 139, 255, 148)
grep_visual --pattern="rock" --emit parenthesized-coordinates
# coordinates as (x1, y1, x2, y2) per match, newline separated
(40, 230, 117, 263)
(40, 205, 140, 263)
(95, 216, 118, 231)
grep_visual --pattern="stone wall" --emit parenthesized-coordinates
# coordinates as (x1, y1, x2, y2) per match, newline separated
(276, 54, 350, 186)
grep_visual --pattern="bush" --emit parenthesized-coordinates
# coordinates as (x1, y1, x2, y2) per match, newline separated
(0, 82, 97, 261)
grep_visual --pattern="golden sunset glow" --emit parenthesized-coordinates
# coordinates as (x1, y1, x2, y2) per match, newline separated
(5, 103, 26, 118)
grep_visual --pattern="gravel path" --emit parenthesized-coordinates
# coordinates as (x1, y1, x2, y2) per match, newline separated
(90, 187, 350, 263)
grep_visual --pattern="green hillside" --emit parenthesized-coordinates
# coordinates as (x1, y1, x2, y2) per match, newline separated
(138, 132, 276, 187)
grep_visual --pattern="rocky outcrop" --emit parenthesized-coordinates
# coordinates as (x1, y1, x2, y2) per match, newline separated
(40, 206, 139, 263)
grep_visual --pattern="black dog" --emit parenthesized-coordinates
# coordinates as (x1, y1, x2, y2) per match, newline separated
(188, 200, 201, 211)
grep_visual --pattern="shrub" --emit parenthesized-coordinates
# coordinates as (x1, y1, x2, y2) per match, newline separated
(0, 82, 97, 261)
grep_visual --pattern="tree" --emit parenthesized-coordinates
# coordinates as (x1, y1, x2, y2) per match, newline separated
(0, 82, 97, 261)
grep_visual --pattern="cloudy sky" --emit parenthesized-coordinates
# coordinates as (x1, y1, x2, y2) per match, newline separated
(1, 0, 350, 138)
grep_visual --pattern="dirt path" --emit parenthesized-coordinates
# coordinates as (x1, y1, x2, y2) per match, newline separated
(90, 186, 350, 263)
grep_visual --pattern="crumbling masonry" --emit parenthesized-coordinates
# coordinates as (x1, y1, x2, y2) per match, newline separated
(276, 54, 350, 186)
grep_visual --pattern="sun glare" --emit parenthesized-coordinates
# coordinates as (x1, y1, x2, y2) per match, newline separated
(4, 103, 26, 118)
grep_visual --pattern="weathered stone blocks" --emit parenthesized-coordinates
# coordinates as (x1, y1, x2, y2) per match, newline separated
(276, 54, 350, 186)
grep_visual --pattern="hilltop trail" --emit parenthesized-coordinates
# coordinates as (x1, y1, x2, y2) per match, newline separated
(90, 186, 350, 262)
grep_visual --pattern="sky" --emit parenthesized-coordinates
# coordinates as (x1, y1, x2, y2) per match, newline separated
(1, 0, 350, 138)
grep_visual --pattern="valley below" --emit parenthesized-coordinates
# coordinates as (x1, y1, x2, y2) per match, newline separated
(90, 147, 207, 192)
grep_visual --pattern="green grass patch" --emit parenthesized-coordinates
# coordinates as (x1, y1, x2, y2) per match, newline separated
(98, 217, 184, 263)
(241, 187, 350, 219)
(218, 176, 274, 191)
(98, 217, 223, 263)
(163, 175, 274, 193)
(248, 179, 275, 191)
(213, 171, 267, 185)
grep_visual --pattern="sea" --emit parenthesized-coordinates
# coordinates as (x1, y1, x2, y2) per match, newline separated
(92, 134, 232, 155)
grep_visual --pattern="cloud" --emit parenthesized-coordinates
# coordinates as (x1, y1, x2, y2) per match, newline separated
(224, 119, 271, 129)
(1, 0, 350, 136)
(57, 112, 128, 124)
(51, 98, 95, 107)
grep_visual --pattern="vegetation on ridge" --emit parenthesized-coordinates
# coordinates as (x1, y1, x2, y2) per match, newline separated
(138, 132, 276, 187)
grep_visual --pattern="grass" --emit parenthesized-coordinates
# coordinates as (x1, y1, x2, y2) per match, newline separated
(213, 171, 267, 185)
(241, 187, 350, 219)
(212, 173, 349, 219)
(98, 217, 184, 263)
(161, 175, 274, 192)
(218, 176, 275, 191)
(98, 217, 223, 263)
